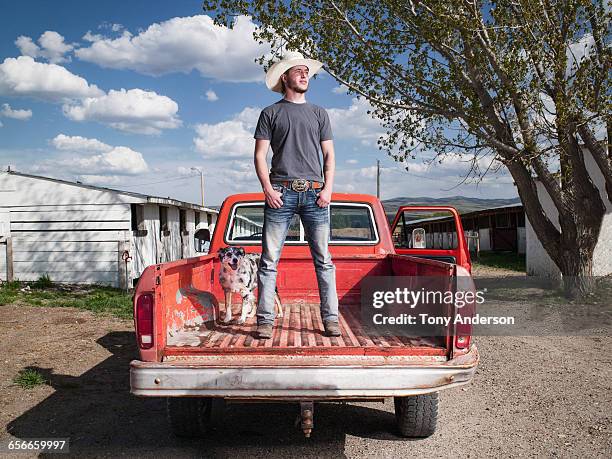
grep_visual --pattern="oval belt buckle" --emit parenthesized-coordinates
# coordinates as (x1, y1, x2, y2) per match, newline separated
(292, 179, 308, 192)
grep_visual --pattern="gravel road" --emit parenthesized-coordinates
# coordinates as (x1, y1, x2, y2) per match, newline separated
(1, 299, 610, 458)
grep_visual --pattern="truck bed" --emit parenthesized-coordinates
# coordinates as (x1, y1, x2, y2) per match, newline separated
(165, 302, 446, 357)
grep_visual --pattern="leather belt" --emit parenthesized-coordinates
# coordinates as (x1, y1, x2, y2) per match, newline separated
(273, 179, 324, 192)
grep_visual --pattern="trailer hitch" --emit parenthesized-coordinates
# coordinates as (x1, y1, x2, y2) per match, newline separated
(298, 401, 314, 438)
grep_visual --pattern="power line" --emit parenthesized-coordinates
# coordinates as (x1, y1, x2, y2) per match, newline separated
(114, 173, 200, 188)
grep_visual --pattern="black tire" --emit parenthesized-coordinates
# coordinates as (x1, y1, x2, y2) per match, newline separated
(166, 397, 223, 438)
(394, 393, 438, 438)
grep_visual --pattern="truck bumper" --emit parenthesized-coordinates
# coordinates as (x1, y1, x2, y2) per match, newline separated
(130, 345, 478, 399)
(130, 345, 479, 399)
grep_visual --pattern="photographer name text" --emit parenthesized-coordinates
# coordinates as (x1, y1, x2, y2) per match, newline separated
(372, 313, 515, 326)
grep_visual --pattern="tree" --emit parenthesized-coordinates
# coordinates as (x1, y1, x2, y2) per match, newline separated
(204, 0, 611, 297)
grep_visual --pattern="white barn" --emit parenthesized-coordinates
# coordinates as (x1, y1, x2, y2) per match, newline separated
(0, 171, 218, 288)
(526, 148, 612, 280)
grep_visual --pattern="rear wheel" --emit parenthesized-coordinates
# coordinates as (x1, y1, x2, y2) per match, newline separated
(394, 393, 438, 438)
(166, 397, 225, 437)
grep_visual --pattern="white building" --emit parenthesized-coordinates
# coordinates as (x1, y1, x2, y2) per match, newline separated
(0, 171, 218, 288)
(526, 149, 612, 280)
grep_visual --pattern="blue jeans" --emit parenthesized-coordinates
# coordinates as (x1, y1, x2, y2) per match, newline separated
(256, 183, 339, 325)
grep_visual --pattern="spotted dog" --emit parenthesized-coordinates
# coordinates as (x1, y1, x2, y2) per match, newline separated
(217, 247, 283, 324)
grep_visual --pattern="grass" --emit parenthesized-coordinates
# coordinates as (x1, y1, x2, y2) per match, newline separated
(13, 368, 47, 389)
(0, 280, 133, 320)
(31, 273, 54, 289)
(473, 251, 526, 272)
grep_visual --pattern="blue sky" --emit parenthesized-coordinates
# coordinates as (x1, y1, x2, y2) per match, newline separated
(0, 0, 517, 206)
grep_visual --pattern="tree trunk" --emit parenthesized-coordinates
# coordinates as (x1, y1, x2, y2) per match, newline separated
(559, 249, 596, 299)
(505, 149, 605, 299)
(557, 198, 604, 299)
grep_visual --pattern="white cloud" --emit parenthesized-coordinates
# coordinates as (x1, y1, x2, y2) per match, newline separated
(234, 106, 260, 125)
(329, 157, 516, 198)
(358, 165, 398, 179)
(222, 160, 258, 182)
(205, 89, 219, 101)
(14, 36, 39, 58)
(346, 159, 358, 164)
(51, 133, 110, 152)
(44, 134, 149, 177)
(193, 106, 260, 158)
(82, 31, 103, 42)
(400, 153, 503, 180)
(202, 160, 259, 191)
(165, 160, 261, 198)
(329, 166, 394, 194)
(332, 85, 348, 94)
(327, 97, 385, 145)
(358, 166, 378, 179)
(15, 31, 74, 64)
(97, 22, 125, 32)
(69, 145, 149, 174)
(83, 23, 124, 43)
(1, 103, 32, 120)
(75, 15, 271, 82)
(176, 166, 199, 176)
(0, 56, 103, 102)
(63, 88, 181, 134)
(0, 56, 180, 134)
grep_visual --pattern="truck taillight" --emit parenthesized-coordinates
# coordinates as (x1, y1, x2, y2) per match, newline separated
(455, 335, 470, 349)
(136, 294, 154, 349)
(454, 266, 475, 352)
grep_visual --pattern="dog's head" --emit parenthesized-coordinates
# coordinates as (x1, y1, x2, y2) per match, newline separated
(217, 246, 245, 271)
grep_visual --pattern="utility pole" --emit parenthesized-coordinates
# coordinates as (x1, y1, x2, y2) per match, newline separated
(376, 160, 380, 199)
(191, 167, 204, 206)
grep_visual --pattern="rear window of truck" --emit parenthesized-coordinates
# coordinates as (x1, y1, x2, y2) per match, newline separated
(226, 202, 379, 244)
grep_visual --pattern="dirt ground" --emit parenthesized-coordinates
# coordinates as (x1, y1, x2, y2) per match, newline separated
(1, 269, 611, 458)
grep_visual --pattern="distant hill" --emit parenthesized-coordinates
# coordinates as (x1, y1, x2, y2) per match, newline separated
(381, 196, 521, 222)
(208, 195, 522, 219)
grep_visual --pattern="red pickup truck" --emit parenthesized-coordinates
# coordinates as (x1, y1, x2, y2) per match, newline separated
(130, 192, 479, 438)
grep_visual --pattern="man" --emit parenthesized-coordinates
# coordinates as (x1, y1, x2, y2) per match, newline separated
(253, 51, 340, 339)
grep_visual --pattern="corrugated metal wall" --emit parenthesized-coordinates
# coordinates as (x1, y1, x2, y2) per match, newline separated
(0, 204, 130, 285)
(0, 173, 219, 288)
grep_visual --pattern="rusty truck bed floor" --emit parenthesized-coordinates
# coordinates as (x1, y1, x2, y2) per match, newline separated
(165, 303, 446, 357)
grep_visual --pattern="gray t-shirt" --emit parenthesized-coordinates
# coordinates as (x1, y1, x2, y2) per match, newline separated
(254, 99, 333, 183)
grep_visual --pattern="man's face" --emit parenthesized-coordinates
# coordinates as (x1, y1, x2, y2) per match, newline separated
(282, 65, 309, 94)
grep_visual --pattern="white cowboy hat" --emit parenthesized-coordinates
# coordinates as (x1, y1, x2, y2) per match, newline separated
(265, 51, 324, 93)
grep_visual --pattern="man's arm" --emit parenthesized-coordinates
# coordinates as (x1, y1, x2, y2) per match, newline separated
(254, 139, 283, 208)
(317, 139, 335, 207)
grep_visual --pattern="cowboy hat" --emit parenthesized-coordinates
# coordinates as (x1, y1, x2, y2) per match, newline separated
(265, 51, 324, 93)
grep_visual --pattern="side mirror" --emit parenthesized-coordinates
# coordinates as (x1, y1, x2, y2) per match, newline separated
(412, 228, 426, 249)
(194, 228, 211, 253)
(194, 228, 211, 242)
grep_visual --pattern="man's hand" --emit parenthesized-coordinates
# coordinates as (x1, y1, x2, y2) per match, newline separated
(316, 187, 332, 207)
(264, 185, 283, 208)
